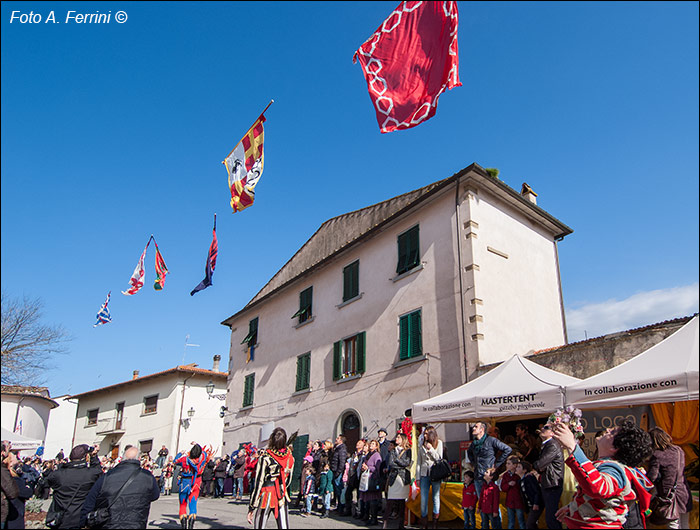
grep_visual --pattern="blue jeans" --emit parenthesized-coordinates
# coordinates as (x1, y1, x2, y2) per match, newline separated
(481, 512, 502, 529)
(323, 492, 331, 510)
(506, 507, 525, 529)
(420, 475, 441, 518)
(215, 477, 224, 497)
(474, 478, 484, 500)
(233, 477, 244, 497)
(463, 508, 476, 529)
(333, 475, 344, 507)
(305, 494, 315, 513)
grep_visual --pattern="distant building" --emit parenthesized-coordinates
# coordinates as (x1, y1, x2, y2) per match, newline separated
(220, 163, 572, 459)
(1, 385, 59, 456)
(43, 395, 79, 461)
(70, 356, 227, 459)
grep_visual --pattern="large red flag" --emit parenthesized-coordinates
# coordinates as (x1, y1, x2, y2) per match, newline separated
(353, 1, 461, 133)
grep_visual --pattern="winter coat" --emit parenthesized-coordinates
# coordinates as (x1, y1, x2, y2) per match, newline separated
(46, 460, 102, 529)
(202, 461, 215, 481)
(467, 435, 512, 482)
(479, 481, 500, 514)
(1, 466, 19, 524)
(80, 459, 160, 529)
(6, 474, 33, 529)
(519, 473, 543, 510)
(233, 454, 246, 479)
(214, 460, 228, 479)
(387, 447, 412, 488)
(499, 471, 525, 509)
(330, 443, 348, 480)
(647, 445, 690, 512)
(462, 482, 478, 509)
(318, 469, 334, 495)
(533, 438, 564, 489)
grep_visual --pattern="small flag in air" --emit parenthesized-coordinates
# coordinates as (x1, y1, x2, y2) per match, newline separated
(153, 242, 169, 290)
(190, 214, 218, 296)
(223, 101, 273, 212)
(122, 238, 151, 295)
(353, 1, 461, 133)
(94, 291, 113, 327)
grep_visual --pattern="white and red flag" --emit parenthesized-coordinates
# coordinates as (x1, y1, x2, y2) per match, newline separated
(121, 238, 151, 295)
(353, 1, 461, 133)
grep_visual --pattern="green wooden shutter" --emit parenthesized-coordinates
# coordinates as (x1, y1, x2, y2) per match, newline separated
(243, 374, 255, 407)
(343, 261, 359, 301)
(304, 353, 311, 389)
(250, 317, 258, 344)
(407, 226, 420, 270)
(357, 332, 366, 374)
(399, 315, 410, 360)
(333, 341, 342, 380)
(296, 352, 310, 391)
(295, 356, 303, 392)
(397, 232, 408, 274)
(410, 310, 422, 358)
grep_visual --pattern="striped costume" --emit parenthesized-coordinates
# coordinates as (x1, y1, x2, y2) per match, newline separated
(248, 447, 294, 529)
(562, 445, 653, 529)
(174, 448, 212, 517)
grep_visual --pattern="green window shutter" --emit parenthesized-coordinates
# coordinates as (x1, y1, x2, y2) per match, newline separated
(295, 356, 303, 392)
(410, 310, 422, 358)
(343, 261, 359, 301)
(399, 315, 410, 360)
(242, 317, 258, 345)
(296, 353, 310, 391)
(332, 341, 342, 381)
(243, 374, 255, 407)
(296, 287, 312, 322)
(406, 226, 420, 270)
(397, 232, 408, 274)
(357, 332, 366, 374)
(303, 353, 311, 389)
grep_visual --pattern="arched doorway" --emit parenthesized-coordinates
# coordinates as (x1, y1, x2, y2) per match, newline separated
(338, 410, 361, 451)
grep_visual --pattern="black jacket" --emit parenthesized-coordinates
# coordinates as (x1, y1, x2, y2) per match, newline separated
(387, 447, 412, 488)
(330, 443, 348, 479)
(6, 474, 33, 530)
(81, 459, 159, 529)
(533, 439, 564, 489)
(214, 460, 229, 479)
(202, 461, 215, 481)
(519, 473, 543, 510)
(46, 460, 102, 529)
(466, 435, 513, 481)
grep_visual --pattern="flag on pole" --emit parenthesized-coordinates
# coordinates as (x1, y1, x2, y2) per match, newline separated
(122, 238, 151, 295)
(190, 215, 218, 296)
(94, 291, 113, 327)
(153, 242, 169, 290)
(14, 420, 22, 435)
(353, 1, 461, 133)
(223, 102, 272, 212)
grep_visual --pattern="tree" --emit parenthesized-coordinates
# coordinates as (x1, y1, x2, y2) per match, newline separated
(1, 290, 71, 385)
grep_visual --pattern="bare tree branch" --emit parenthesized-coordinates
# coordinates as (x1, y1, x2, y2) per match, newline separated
(1, 290, 72, 386)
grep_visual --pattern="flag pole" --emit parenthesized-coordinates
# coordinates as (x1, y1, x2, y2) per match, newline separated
(213, 213, 217, 231)
(223, 100, 274, 161)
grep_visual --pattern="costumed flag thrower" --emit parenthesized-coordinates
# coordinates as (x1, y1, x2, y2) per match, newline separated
(190, 214, 218, 296)
(353, 1, 461, 133)
(93, 291, 113, 327)
(223, 101, 273, 212)
(121, 238, 151, 295)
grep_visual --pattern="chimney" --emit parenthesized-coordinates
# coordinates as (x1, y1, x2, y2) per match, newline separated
(132, 370, 139, 380)
(212, 355, 221, 372)
(521, 182, 538, 205)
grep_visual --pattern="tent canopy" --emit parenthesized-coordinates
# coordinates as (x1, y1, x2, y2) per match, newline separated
(412, 354, 580, 423)
(566, 316, 699, 410)
(1, 427, 42, 451)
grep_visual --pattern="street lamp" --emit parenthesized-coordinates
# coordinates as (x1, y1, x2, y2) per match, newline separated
(206, 379, 226, 400)
(187, 407, 195, 418)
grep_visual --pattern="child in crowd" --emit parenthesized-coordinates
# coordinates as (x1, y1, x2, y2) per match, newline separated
(479, 467, 502, 529)
(500, 455, 526, 529)
(515, 460, 543, 530)
(301, 463, 316, 517)
(317, 459, 334, 518)
(462, 470, 477, 529)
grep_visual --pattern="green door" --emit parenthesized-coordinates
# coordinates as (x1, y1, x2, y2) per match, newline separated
(290, 434, 309, 494)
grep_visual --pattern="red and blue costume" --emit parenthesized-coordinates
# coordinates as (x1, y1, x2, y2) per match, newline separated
(175, 447, 212, 517)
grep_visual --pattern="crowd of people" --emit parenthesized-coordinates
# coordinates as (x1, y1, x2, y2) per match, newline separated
(0, 418, 696, 530)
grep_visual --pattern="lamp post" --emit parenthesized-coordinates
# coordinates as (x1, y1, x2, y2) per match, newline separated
(206, 379, 226, 400)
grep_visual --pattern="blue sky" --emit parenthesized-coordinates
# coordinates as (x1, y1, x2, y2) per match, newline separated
(2, 1, 698, 396)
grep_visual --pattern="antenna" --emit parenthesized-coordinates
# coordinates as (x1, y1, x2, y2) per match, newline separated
(181, 334, 201, 365)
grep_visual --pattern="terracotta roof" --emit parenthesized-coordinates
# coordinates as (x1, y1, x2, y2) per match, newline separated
(69, 364, 228, 400)
(222, 163, 572, 325)
(1, 385, 59, 408)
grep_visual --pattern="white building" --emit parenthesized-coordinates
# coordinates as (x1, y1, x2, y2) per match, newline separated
(43, 395, 79, 460)
(70, 357, 227, 459)
(220, 163, 573, 459)
(1, 385, 59, 453)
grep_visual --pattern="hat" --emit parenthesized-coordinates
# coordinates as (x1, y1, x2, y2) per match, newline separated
(378, 428, 388, 435)
(69, 444, 90, 461)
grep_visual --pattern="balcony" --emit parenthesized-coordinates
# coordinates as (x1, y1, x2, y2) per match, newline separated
(96, 416, 126, 435)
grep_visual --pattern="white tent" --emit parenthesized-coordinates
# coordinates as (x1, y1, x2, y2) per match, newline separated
(566, 316, 699, 410)
(1, 427, 42, 451)
(412, 354, 581, 423)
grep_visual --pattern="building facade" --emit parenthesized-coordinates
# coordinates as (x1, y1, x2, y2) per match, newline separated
(43, 395, 79, 461)
(221, 163, 572, 453)
(70, 359, 227, 459)
(1, 385, 59, 447)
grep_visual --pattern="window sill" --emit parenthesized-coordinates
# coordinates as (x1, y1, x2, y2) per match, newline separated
(334, 373, 363, 385)
(337, 293, 363, 309)
(393, 354, 427, 369)
(141, 411, 157, 417)
(239, 405, 254, 412)
(392, 263, 424, 283)
(86, 424, 97, 428)
(292, 388, 311, 397)
(294, 316, 315, 329)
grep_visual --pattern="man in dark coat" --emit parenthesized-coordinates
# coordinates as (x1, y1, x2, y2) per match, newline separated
(80, 446, 160, 529)
(330, 434, 348, 514)
(213, 457, 228, 498)
(201, 459, 215, 497)
(533, 424, 564, 530)
(467, 422, 513, 498)
(46, 444, 102, 529)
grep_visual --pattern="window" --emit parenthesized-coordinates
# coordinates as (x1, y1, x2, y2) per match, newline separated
(241, 317, 259, 347)
(243, 373, 255, 407)
(399, 309, 423, 360)
(143, 395, 158, 415)
(333, 332, 366, 380)
(87, 408, 99, 426)
(295, 352, 311, 392)
(396, 225, 420, 275)
(343, 261, 359, 302)
(292, 287, 313, 324)
(140, 439, 153, 455)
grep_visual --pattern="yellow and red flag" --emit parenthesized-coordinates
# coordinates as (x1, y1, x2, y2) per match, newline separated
(223, 102, 272, 212)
